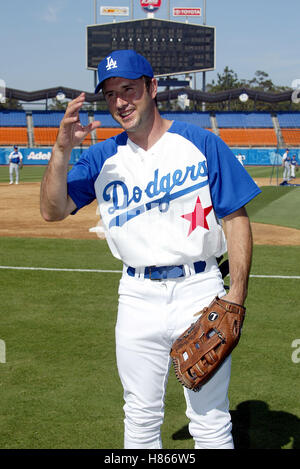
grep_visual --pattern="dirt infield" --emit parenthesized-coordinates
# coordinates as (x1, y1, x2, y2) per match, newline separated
(254, 177, 300, 188)
(1, 180, 300, 245)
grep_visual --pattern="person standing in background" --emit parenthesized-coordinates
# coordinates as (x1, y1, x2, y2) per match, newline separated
(290, 154, 298, 179)
(236, 152, 246, 166)
(8, 145, 23, 184)
(282, 149, 291, 182)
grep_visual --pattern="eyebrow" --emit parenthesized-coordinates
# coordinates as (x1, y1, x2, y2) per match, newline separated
(103, 79, 142, 95)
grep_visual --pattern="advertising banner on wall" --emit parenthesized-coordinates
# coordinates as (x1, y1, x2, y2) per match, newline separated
(0, 148, 83, 166)
(100, 6, 129, 16)
(1, 147, 297, 167)
(173, 7, 201, 17)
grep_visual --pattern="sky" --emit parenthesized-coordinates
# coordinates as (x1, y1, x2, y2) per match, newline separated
(1, 0, 300, 95)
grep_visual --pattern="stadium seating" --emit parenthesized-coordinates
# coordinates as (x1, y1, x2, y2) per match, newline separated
(276, 112, 300, 128)
(276, 113, 300, 146)
(0, 110, 27, 127)
(0, 110, 28, 145)
(215, 111, 278, 147)
(1, 109, 300, 149)
(161, 112, 211, 128)
(0, 127, 28, 145)
(96, 128, 124, 141)
(93, 113, 124, 141)
(281, 129, 300, 146)
(32, 111, 91, 145)
(215, 112, 273, 128)
(219, 128, 278, 147)
(33, 126, 123, 146)
(33, 127, 59, 146)
(31, 111, 89, 127)
(32, 111, 89, 145)
(93, 112, 120, 127)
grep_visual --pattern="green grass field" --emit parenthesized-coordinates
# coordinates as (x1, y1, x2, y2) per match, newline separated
(0, 165, 47, 183)
(0, 165, 299, 449)
(247, 186, 300, 230)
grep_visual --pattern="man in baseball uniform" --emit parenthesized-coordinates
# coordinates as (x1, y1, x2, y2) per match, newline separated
(282, 148, 292, 182)
(40, 50, 261, 449)
(8, 145, 23, 184)
(291, 154, 298, 178)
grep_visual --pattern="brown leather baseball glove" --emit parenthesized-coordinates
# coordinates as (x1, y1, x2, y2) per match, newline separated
(170, 296, 246, 391)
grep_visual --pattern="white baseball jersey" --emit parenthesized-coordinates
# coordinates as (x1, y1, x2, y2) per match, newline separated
(67, 121, 260, 268)
(282, 152, 291, 164)
(9, 150, 23, 164)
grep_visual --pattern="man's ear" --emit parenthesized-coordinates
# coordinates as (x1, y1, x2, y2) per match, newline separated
(150, 78, 158, 99)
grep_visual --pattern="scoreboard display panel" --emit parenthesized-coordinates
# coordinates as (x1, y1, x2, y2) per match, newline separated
(87, 18, 215, 76)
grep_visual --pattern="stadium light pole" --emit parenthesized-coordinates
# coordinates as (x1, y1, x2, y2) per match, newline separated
(93, 0, 98, 111)
(94, 0, 97, 24)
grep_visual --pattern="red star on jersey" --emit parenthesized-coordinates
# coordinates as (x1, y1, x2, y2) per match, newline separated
(181, 196, 213, 236)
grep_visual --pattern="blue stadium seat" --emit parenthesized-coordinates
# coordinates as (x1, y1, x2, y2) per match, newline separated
(215, 112, 273, 128)
(93, 112, 121, 127)
(161, 112, 211, 128)
(276, 112, 300, 128)
(0, 110, 27, 126)
(32, 111, 89, 127)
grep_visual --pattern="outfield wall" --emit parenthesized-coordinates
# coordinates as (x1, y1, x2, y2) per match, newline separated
(0, 147, 299, 166)
(0, 147, 84, 165)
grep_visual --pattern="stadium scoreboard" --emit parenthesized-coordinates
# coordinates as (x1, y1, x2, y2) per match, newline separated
(86, 18, 215, 77)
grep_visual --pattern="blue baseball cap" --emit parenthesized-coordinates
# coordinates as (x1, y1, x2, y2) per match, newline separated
(95, 50, 154, 94)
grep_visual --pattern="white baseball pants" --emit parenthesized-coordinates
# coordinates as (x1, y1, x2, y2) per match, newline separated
(291, 164, 296, 178)
(9, 163, 20, 184)
(115, 265, 234, 449)
(283, 162, 291, 181)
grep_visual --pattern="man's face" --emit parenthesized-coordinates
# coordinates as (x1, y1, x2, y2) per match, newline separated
(102, 77, 156, 134)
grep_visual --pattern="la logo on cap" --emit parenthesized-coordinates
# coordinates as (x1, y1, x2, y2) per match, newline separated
(106, 56, 118, 71)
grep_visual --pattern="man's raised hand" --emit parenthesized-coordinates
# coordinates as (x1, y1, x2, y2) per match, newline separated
(56, 93, 101, 153)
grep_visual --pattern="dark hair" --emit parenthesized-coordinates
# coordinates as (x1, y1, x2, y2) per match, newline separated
(143, 76, 158, 106)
